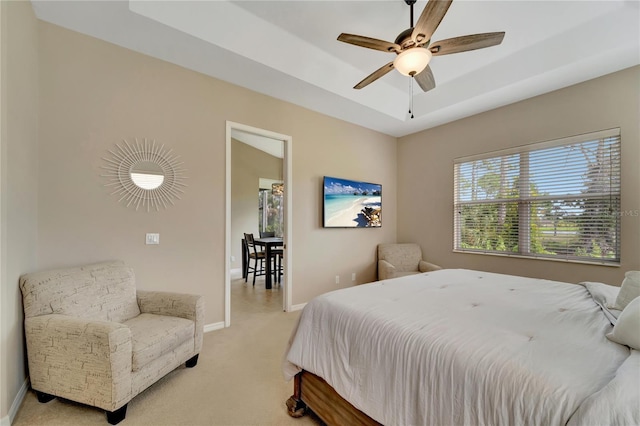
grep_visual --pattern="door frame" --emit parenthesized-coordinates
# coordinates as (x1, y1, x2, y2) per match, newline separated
(225, 121, 293, 327)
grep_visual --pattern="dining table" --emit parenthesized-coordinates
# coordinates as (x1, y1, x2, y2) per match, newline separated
(253, 236, 284, 289)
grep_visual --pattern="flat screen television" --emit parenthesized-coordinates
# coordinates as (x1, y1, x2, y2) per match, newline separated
(323, 176, 382, 228)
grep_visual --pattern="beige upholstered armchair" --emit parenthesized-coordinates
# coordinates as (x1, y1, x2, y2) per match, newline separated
(19, 261, 204, 424)
(377, 243, 441, 280)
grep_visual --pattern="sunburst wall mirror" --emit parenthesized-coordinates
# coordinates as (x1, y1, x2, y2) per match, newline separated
(102, 138, 187, 211)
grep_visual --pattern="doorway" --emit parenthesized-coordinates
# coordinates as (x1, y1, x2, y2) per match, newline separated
(225, 121, 293, 327)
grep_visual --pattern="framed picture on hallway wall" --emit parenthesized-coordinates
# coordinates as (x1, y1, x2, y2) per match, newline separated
(323, 176, 382, 228)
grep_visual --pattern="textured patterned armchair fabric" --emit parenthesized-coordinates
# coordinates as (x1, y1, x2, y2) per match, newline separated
(20, 261, 204, 424)
(377, 243, 441, 280)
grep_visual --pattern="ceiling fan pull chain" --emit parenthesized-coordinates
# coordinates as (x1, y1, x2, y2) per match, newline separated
(410, 78, 415, 119)
(408, 78, 412, 117)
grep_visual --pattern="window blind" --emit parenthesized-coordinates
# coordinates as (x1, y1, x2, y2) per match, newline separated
(453, 129, 621, 264)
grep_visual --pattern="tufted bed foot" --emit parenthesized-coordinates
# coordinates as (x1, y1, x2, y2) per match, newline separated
(286, 395, 307, 418)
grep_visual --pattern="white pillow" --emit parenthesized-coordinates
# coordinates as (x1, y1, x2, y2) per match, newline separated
(614, 271, 640, 310)
(581, 281, 622, 325)
(607, 296, 640, 350)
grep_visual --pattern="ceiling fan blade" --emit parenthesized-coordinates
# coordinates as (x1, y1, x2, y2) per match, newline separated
(354, 62, 395, 89)
(411, 0, 453, 45)
(338, 33, 401, 53)
(414, 65, 436, 92)
(430, 32, 505, 56)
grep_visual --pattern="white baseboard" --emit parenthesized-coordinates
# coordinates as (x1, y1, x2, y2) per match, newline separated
(204, 321, 225, 333)
(1, 377, 30, 426)
(290, 303, 306, 312)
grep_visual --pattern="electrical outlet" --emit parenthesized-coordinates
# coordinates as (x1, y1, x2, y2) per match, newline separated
(231, 255, 236, 262)
(335, 275, 340, 285)
(352, 273, 356, 281)
(145, 233, 160, 245)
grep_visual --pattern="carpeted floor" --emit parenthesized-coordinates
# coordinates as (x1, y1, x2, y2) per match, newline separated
(13, 274, 322, 426)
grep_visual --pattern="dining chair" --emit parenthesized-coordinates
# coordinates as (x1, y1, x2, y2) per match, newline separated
(272, 249, 284, 284)
(244, 233, 266, 286)
(258, 231, 283, 285)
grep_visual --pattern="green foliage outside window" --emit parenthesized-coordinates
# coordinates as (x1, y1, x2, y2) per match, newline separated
(259, 189, 283, 237)
(455, 133, 620, 263)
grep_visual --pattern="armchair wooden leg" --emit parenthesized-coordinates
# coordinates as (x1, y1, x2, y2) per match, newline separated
(106, 404, 127, 425)
(185, 354, 199, 368)
(35, 391, 56, 403)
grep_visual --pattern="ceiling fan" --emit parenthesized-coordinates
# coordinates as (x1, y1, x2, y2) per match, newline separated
(337, 0, 505, 92)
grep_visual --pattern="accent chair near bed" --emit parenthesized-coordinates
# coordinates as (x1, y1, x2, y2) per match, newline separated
(377, 243, 441, 280)
(19, 261, 204, 424)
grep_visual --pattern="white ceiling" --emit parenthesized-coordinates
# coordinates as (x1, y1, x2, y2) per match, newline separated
(32, 1, 640, 137)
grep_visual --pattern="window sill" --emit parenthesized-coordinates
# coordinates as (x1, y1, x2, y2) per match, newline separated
(452, 249, 620, 267)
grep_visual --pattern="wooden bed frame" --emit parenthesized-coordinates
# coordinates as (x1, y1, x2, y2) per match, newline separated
(286, 370, 381, 426)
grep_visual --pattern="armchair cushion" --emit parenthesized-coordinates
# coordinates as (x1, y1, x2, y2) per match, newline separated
(123, 313, 194, 371)
(137, 290, 205, 355)
(419, 260, 442, 273)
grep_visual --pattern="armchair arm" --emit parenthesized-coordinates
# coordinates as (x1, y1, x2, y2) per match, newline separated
(419, 260, 442, 272)
(378, 259, 397, 281)
(24, 314, 132, 411)
(137, 291, 204, 354)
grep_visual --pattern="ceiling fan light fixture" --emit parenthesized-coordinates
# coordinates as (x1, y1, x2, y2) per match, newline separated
(393, 47, 432, 76)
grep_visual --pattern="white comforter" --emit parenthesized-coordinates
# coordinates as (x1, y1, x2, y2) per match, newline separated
(284, 269, 637, 425)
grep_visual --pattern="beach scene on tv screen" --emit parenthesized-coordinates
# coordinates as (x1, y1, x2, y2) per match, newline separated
(324, 176, 381, 227)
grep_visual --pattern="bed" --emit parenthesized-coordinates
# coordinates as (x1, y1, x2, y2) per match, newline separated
(283, 269, 640, 425)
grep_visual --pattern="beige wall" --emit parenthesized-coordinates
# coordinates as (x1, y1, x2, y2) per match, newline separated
(37, 21, 397, 327)
(0, 0, 39, 421)
(231, 139, 282, 270)
(398, 66, 640, 285)
(15, 7, 635, 419)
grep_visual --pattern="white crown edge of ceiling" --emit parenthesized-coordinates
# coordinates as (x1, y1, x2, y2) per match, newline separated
(231, 129, 284, 159)
(31, 1, 640, 138)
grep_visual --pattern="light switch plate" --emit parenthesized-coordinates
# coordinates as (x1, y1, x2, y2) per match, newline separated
(146, 233, 160, 245)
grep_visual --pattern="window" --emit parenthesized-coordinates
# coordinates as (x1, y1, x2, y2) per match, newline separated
(258, 186, 283, 237)
(454, 129, 621, 264)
